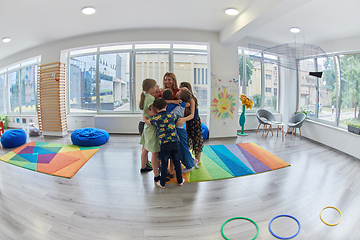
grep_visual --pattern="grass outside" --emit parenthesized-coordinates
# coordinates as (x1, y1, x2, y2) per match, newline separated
(339, 117, 360, 128)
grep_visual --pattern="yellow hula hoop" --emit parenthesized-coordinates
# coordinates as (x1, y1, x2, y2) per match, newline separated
(320, 206, 342, 226)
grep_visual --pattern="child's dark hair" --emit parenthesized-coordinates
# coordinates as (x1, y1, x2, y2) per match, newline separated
(162, 88, 173, 100)
(179, 90, 192, 103)
(153, 98, 167, 110)
(180, 82, 198, 108)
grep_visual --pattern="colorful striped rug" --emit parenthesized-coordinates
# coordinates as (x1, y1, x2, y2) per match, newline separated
(169, 143, 290, 183)
(0, 141, 100, 178)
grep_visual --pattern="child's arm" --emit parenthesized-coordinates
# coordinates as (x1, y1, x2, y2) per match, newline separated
(176, 98, 195, 126)
(145, 104, 157, 117)
(183, 98, 195, 121)
(165, 99, 182, 105)
(143, 113, 151, 125)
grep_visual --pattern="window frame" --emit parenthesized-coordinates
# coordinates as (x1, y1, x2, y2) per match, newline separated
(0, 56, 41, 116)
(238, 48, 281, 113)
(297, 54, 341, 127)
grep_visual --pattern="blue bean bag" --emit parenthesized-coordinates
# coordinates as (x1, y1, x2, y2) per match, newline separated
(71, 128, 109, 146)
(1, 129, 27, 148)
(184, 122, 209, 140)
(202, 122, 209, 140)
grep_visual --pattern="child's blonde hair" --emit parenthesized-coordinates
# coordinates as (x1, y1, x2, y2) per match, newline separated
(139, 78, 157, 110)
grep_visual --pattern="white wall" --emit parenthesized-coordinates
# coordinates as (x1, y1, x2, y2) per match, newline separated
(302, 120, 360, 159)
(279, 61, 298, 122)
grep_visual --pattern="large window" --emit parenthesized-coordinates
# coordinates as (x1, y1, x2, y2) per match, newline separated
(297, 53, 360, 129)
(238, 49, 280, 112)
(317, 57, 337, 124)
(135, 51, 169, 111)
(173, 51, 208, 111)
(100, 52, 130, 112)
(9, 71, 19, 113)
(68, 43, 209, 114)
(0, 74, 6, 114)
(0, 57, 40, 115)
(69, 55, 97, 113)
(264, 61, 279, 111)
(20, 66, 36, 113)
(339, 54, 360, 128)
(299, 59, 316, 118)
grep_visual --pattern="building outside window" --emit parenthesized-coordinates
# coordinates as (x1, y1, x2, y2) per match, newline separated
(0, 58, 40, 116)
(238, 48, 280, 112)
(297, 53, 360, 129)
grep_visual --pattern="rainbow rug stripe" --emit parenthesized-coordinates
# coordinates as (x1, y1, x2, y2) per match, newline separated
(170, 143, 290, 183)
(0, 141, 100, 178)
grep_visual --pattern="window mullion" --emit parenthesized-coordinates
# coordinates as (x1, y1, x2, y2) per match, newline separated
(334, 55, 341, 126)
(96, 53, 100, 113)
(261, 54, 265, 109)
(130, 49, 136, 113)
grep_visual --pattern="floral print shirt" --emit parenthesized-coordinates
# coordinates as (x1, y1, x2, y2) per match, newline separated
(150, 111, 180, 145)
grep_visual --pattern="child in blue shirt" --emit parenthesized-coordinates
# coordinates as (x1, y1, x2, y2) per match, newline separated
(143, 98, 185, 188)
(162, 88, 198, 173)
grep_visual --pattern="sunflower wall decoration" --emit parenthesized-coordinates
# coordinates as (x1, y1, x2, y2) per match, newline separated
(210, 88, 236, 119)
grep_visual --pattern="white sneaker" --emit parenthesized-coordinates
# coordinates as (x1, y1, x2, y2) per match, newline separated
(182, 167, 193, 173)
(194, 159, 199, 169)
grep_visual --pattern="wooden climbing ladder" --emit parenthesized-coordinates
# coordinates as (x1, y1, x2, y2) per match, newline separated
(37, 62, 68, 136)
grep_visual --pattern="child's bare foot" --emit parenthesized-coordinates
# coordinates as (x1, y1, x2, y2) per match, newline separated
(195, 158, 201, 165)
(156, 181, 165, 189)
(179, 179, 185, 186)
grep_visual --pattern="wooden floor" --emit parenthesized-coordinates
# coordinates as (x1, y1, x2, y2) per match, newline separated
(0, 130, 359, 240)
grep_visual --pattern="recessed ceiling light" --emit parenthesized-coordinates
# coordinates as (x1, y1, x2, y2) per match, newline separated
(290, 27, 301, 33)
(225, 8, 239, 16)
(2, 37, 11, 43)
(82, 7, 96, 15)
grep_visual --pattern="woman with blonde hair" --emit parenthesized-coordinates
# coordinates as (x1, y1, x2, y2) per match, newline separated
(161, 72, 181, 101)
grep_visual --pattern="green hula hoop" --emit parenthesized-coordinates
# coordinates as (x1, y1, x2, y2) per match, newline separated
(221, 217, 259, 240)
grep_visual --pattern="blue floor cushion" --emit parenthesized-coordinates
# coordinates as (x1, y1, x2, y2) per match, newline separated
(1, 129, 27, 148)
(71, 128, 109, 146)
(202, 122, 209, 140)
(184, 122, 209, 140)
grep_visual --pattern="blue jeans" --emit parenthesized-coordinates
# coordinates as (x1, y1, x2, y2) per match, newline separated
(159, 141, 183, 187)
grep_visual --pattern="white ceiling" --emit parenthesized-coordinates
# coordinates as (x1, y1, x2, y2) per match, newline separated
(1, 0, 359, 62)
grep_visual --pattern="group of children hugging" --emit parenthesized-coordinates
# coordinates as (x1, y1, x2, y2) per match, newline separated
(138, 72, 203, 188)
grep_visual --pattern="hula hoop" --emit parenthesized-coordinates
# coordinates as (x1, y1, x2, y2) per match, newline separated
(268, 215, 301, 239)
(221, 217, 259, 240)
(320, 206, 342, 226)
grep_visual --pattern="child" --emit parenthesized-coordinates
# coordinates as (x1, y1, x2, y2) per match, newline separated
(139, 79, 160, 181)
(143, 98, 185, 188)
(162, 88, 198, 173)
(179, 82, 203, 165)
(138, 85, 160, 172)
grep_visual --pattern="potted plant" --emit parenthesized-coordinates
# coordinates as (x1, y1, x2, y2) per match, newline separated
(348, 123, 360, 135)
